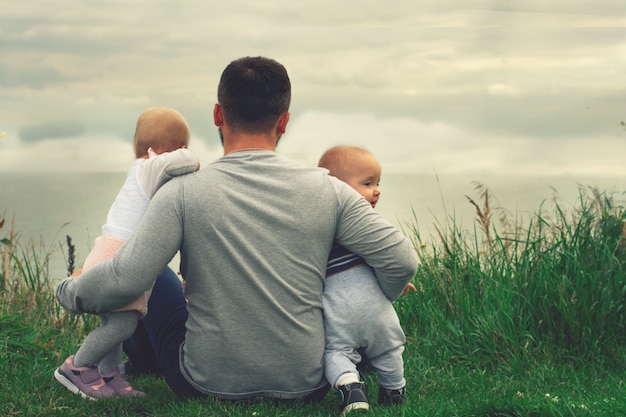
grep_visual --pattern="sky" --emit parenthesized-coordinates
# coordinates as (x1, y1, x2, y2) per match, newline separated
(1, 1, 626, 178)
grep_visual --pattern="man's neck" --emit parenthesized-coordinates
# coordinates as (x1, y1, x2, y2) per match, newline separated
(223, 133, 277, 155)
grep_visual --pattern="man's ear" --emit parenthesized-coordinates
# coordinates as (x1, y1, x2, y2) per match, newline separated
(213, 103, 224, 126)
(276, 112, 290, 134)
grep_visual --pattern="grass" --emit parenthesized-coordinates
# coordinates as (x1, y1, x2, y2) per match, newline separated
(1, 185, 626, 416)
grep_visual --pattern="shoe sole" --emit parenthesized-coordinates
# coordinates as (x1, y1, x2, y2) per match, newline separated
(54, 368, 97, 401)
(341, 401, 369, 415)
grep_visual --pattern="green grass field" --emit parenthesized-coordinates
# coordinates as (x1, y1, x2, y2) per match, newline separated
(2, 185, 625, 416)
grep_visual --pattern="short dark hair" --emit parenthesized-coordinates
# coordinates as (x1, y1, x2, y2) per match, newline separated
(217, 56, 291, 134)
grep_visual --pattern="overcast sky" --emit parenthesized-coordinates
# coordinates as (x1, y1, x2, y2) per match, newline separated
(1, 1, 625, 177)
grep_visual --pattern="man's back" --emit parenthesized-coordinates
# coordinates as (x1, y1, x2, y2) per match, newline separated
(158, 151, 414, 398)
(178, 151, 335, 397)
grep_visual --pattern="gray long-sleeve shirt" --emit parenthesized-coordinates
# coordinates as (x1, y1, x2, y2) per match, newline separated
(56, 151, 418, 399)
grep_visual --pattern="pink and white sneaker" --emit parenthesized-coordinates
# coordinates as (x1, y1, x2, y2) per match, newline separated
(54, 356, 115, 400)
(102, 364, 147, 398)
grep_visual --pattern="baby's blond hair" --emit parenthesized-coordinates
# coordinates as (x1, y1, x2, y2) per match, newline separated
(318, 146, 374, 181)
(133, 107, 190, 158)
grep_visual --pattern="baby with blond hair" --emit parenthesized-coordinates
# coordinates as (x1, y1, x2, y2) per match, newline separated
(319, 146, 413, 415)
(55, 107, 200, 400)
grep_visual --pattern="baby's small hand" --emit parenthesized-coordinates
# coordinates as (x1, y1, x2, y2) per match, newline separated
(403, 283, 417, 296)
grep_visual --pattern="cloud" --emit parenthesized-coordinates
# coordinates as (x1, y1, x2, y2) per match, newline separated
(487, 83, 520, 96)
(0, 63, 69, 89)
(281, 111, 503, 174)
(19, 121, 85, 143)
(0, 131, 222, 172)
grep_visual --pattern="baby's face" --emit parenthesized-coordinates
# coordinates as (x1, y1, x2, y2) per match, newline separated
(344, 154, 382, 209)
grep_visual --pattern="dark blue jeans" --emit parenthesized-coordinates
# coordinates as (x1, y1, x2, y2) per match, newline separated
(123, 267, 203, 397)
